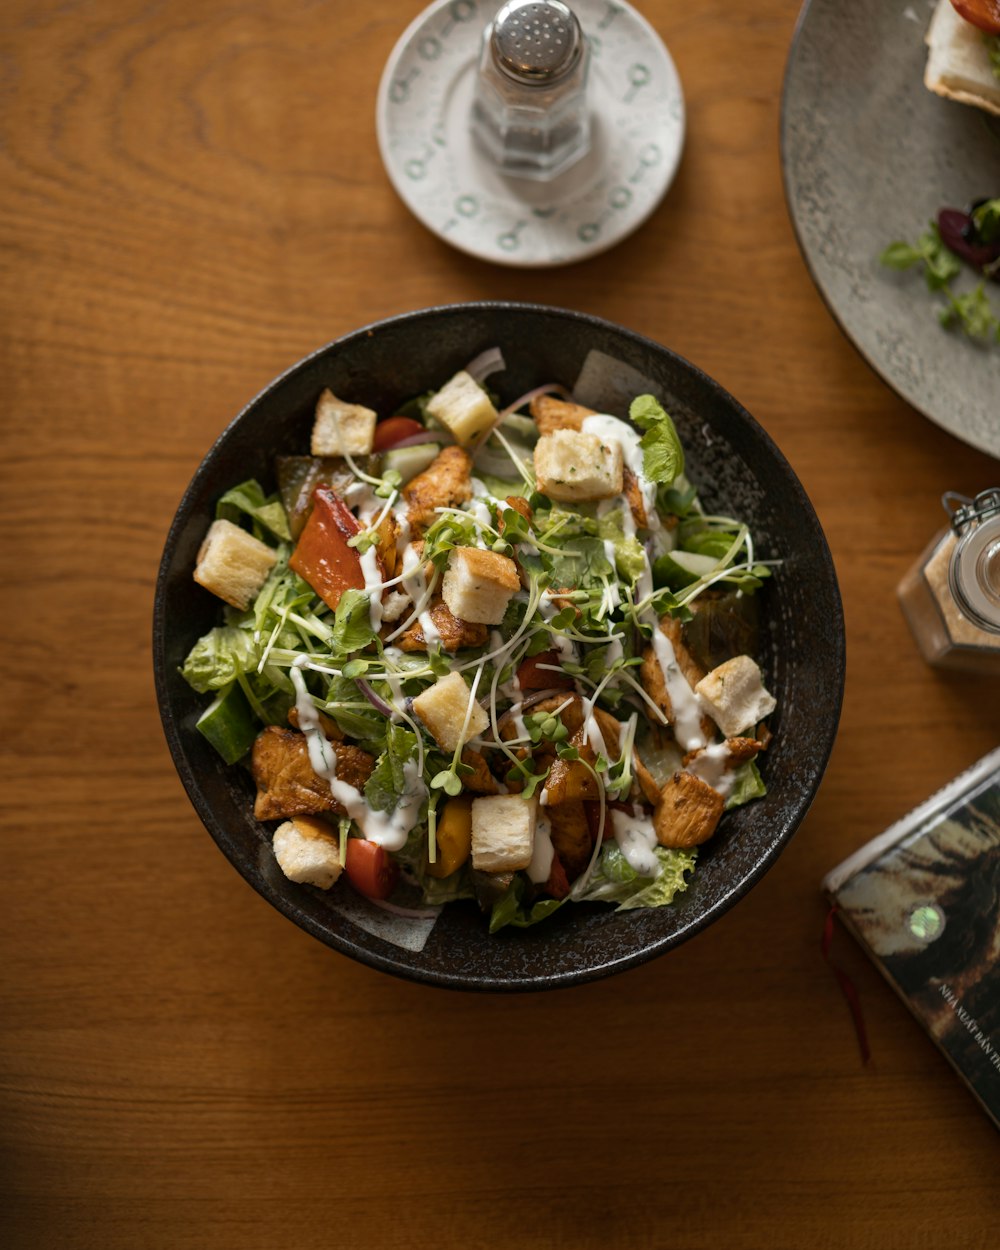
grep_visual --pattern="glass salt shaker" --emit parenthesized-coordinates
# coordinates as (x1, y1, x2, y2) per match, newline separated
(898, 488, 1000, 673)
(470, 0, 591, 180)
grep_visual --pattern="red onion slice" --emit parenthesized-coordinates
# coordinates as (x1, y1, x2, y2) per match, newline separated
(465, 346, 506, 384)
(363, 895, 441, 920)
(357, 678, 395, 718)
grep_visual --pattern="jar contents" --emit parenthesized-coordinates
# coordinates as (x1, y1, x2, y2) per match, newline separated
(898, 489, 1000, 673)
(470, 0, 591, 180)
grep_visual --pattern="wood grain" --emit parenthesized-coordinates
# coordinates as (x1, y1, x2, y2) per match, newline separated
(1, 1, 998, 1246)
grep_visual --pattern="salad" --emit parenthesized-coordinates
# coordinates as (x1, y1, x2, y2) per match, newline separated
(182, 352, 777, 932)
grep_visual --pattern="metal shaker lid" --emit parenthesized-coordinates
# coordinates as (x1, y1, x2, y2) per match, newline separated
(944, 489, 1000, 634)
(490, 0, 583, 85)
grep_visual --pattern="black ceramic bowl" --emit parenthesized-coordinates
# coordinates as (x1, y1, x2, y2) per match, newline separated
(154, 302, 844, 991)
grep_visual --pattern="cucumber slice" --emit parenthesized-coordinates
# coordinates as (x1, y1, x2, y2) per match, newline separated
(196, 682, 258, 764)
(498, 413, 539, 444)
(381, 443, 440, 484)
(653, 549, 720, 589)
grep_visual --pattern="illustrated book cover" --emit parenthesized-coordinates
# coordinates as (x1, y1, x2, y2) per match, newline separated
(823, 746, 1000, 1130)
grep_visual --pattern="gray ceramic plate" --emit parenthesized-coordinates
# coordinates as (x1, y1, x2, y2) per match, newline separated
(154, 303, 844, 991)
(782, 0, 1000, 459)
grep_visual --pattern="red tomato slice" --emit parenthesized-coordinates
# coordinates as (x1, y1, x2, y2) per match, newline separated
(372, 416, 426, 452)
(345, 839, 399, 900)
(516, 649, 574, 691)
(289, 486, 366, 611)
(950, 0, 1000, 33)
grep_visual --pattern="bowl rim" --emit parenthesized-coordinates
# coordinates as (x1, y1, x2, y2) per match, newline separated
(153, 300, 845, 990)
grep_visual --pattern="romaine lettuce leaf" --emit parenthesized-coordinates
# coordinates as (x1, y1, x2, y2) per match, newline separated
(577, 842, 696, 911)
(725, 759, 767, 810)
(181, 625, 259, 693)
(216, 479, 291, 542)
(489, 875, 566, 932)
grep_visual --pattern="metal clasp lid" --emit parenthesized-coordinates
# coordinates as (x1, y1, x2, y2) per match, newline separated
(942, 488, 1000, 634)
(943, 488, 1000, 535)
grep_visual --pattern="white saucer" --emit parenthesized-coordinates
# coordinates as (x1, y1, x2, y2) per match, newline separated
(376, 0, 685, 268)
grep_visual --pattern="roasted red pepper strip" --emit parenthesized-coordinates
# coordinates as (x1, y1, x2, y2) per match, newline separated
(516, 649, 574, 691)
(289, 486, 366, 611)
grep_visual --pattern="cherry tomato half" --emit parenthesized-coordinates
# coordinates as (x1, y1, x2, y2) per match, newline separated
(372, 416, 426, 452)
(950, 0, 1000, 34)
(345, 838, 399, 900)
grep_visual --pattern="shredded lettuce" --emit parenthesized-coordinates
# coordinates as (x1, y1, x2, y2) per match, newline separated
(725, 759, 767, 810)
(577, 843, 697, 911)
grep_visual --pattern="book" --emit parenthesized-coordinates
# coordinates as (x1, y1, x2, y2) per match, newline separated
(822, 746, 1000, 1130)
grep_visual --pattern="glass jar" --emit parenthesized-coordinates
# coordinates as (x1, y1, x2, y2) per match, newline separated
(470, 0, 591, 180)
(898, 489, 1000, 673)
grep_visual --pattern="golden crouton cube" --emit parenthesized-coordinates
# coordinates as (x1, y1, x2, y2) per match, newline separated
(272, 816, 342, 889)
(425, 371, 498, 446)
(471, 794, 537, 873)
(534, 429, 623, 502)
(311, 388, 377, 456)
(193, 518, 277, 610)
(442, 547, 520, 624)
(412, 671, 489, 753)
(695, 655, 776, 738)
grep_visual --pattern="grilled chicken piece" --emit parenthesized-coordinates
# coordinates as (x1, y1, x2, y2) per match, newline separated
(460, 748, 499, 794)
(393, 599, 489, 653)
(542, 705, 623, 806)
(653, 770, 725, 849)
(402, 446, 473, 533)
(623, 467, 649, 529)
(640, 614, 715, 741)
(547, 801, 592, 879)
(529, 394, 594, 435)
(251, 727, 374, 821)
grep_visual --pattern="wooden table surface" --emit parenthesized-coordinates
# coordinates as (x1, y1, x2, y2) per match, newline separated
(2, 1, 998, 1245)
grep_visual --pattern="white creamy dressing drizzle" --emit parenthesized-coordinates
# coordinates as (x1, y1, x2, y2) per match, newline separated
(581, 413, 660, 530)
(610, 806, 661, 878)
(398, 541, 441, 645)
(291, 660, 425, 852)
(527, 811, 555, 884)
(537, 594, 576, 664)
(359, 542, 384, 632)
(687, 741, 737, 799)
(380, 645, 408, 722)
(491, 630, 529, 741)
(634, 546, 705, 753)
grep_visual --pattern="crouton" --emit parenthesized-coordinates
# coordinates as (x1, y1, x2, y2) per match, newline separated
(402, 445, 474, 532)
(272, 815, 342, 889)
(412, 672, 488, 753)
(425, 371, 498, 446)
(393, 598, 489, 653)
(193, 518, 277, 610)
(311, 388, 377, 456)
(695, 655, 776, 738)
(534, 429, 623, 502)
(471, 794, 538, 873)
(529, 394, 595, 435)
(442, 547, 520, 624)
(251, 727, 374, 821)
(654, 771, 725, 849)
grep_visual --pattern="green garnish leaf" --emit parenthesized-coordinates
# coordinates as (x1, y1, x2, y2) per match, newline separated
(629, 395, 684, 487)
(331, 588, 376, 655)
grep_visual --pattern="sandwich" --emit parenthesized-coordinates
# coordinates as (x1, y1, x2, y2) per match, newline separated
(924, 0, 1000, 116)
